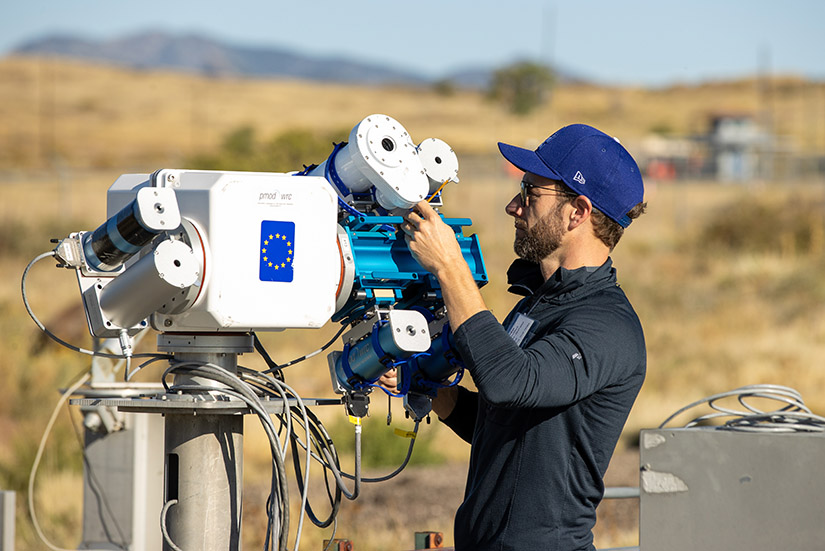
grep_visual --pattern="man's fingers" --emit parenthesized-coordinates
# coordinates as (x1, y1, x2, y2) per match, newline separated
(405, 210, 422, 226)
(413, 200, 436, 220)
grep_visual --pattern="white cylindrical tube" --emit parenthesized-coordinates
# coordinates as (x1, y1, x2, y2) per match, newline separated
(99, 239, 199, 329)
(418, 138, 460, 193)
(307, 155, 374, 194)
(332, 148, 374, 193)
(309, 114, 428, 209)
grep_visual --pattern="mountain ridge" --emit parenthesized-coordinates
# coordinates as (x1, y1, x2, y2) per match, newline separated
(11, 30, 480, 87)
(10, 30, 592, 88)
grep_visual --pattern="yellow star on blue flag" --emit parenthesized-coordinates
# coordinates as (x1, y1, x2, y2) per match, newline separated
(260, 220, 295, 282)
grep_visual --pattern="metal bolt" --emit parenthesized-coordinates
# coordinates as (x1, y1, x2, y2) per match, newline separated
(167, 174, 176, 182)
(164, 319, 173, 327)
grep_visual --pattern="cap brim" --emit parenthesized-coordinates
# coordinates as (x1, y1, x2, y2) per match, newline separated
(498, 142, 563, 181)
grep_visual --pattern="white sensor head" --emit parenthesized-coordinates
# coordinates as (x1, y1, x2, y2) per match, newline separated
(335, 114, 430, 210)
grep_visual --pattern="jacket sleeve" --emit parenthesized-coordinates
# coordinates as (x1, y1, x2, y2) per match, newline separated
(453, 308, 645, 409)
(439, 385, 478, 444)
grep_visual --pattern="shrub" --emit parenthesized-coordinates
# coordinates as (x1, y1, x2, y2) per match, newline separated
(699, 193, 825, 256)
(487, 61, 555, 116)
(186, 125, 349, 173)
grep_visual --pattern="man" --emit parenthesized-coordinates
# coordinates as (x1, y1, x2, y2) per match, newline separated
(398, 124, 647, 551)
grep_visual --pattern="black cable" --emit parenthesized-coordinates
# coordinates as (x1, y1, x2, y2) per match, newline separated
(256, 323, 348, 374)
(289, 421, 341, 528)
(241, 367, 345, 529)
(294, 405, 343, 526)
(22, 250, 170, 362)
(240, 366, 368, 529)
(253, 332, 284, 381)
(341, 421, 420, 483)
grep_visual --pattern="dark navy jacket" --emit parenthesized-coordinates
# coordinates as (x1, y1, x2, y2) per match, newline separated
(443, 258, 646, 551)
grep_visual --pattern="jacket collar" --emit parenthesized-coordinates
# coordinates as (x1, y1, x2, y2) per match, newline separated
(507, 257, 617, 301)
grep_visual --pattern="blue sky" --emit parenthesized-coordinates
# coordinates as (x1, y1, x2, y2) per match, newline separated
(2, 0, 823, 86)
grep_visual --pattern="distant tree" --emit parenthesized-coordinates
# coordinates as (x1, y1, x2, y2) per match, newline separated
(222, 125, 256, 158)
(649, 122, 675, 136)
(432, 78, 457, 97)
(187, 125, 259, 171)
(186, 125, 348, 173)
(262, 128, 344, 173)
(487, 61, 555, 116)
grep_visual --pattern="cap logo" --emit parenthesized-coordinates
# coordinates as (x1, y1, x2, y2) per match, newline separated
(573, 171, 586, 185)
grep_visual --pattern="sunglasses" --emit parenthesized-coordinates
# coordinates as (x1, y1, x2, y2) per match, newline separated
(519, 180, 578, 207)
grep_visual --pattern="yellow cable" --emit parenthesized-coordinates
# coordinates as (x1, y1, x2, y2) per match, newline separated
(426, 179, 452, 203)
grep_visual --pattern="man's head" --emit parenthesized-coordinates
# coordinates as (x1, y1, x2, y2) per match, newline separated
(500, 124, 646, 252)
(510, 174, 573, 263)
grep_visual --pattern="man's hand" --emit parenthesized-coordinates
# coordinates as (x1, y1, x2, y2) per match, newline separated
(401, 200, 488, 330)
(432, 386, 459, 419)
(401, 201, 465, 277)
(378, 368, 398, 393)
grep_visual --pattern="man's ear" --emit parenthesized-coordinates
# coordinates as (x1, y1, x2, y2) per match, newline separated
(568, 195, 592, 230)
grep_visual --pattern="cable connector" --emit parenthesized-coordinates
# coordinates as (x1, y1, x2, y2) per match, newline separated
(118, 329, 134, 380)
(118, 329, 133, 358)
(52, 235, 84, 268)
(344, 391, 370, 418)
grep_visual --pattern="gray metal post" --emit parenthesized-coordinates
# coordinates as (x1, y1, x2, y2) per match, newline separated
(158, 335, 251, 551)
(0, 491, 14, 551)
(163, 412, 243, 550)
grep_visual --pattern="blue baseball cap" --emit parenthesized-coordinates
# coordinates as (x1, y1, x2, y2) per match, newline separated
(498, 124, 644, 227)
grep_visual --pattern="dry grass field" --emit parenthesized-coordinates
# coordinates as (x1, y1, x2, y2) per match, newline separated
(2, 56, 825, 550)
(2, 56, 824, 171)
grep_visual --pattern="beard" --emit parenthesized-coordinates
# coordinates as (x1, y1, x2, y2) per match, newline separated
(514, 202, 566, 263)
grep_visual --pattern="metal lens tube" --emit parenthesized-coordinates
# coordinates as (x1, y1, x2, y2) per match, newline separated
(83, 187, 181, 272)
(414, 328, 461, 382)
(83, 200, 156, 271)
(97, 239, 199, 330)
(335, 310, 430, 392)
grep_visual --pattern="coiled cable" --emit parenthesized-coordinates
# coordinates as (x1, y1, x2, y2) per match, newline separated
(658, 384, 825, 432)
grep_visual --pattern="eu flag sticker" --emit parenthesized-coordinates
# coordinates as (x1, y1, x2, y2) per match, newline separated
(259, 220, 295, 282)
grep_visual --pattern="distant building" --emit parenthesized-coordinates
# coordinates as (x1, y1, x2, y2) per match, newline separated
(706, 113, 772, 182)
(637, 112, 808, 183)
(638, 134, 705, 181)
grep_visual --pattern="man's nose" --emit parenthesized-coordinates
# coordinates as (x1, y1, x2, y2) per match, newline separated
(505, 195, 522, 217)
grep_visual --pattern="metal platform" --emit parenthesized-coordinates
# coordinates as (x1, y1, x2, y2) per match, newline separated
(71, 395, 344, 415)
